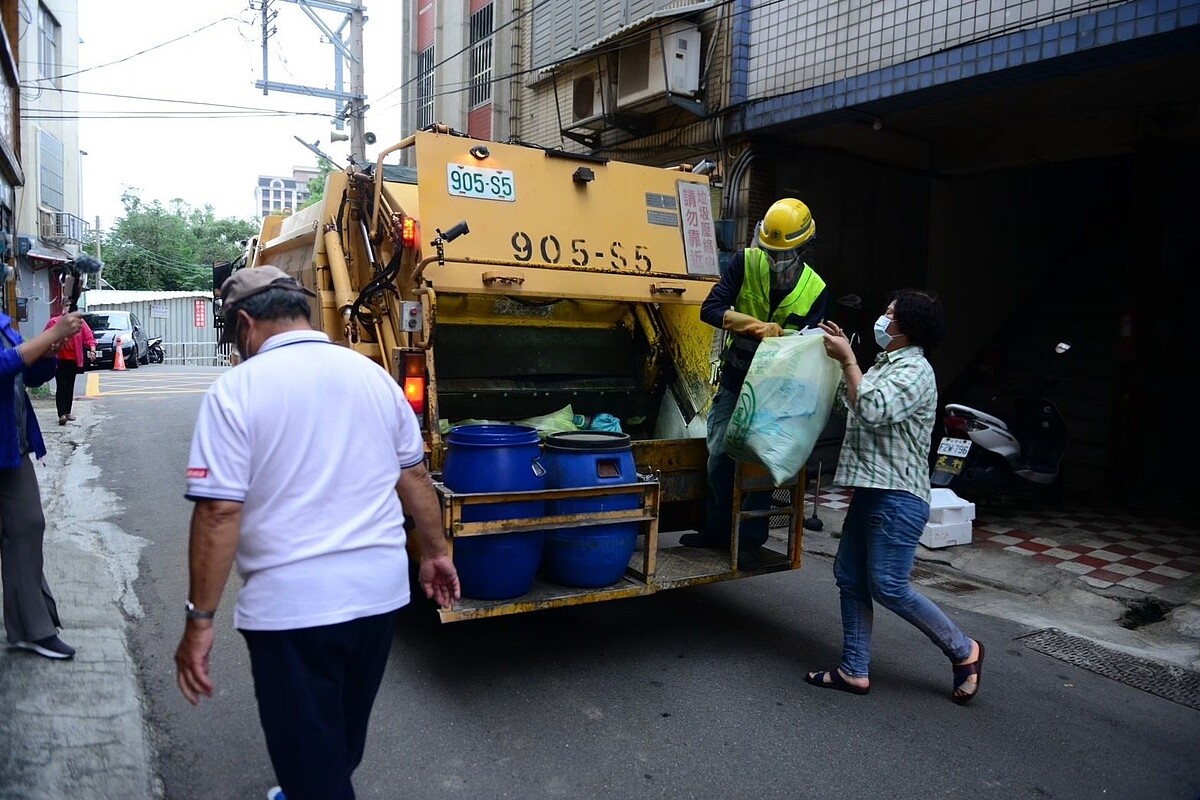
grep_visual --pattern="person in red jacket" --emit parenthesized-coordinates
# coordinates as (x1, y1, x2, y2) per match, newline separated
(43, 312, 97, 425)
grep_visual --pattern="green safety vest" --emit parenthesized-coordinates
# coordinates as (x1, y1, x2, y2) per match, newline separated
(721, 249, 826, 377)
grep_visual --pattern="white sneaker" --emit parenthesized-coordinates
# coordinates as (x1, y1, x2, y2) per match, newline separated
(10, 635, 76, 660)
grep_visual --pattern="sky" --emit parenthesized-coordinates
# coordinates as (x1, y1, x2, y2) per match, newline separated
(77, 0, 407, 231)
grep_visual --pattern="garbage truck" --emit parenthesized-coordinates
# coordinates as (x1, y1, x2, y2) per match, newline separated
(233, 126, 809, 622)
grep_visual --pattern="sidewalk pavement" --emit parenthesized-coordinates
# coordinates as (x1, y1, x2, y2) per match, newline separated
(790, 484, 1200, 673)
(2, 395, 1198, 798)
(0, 398, 160, 800)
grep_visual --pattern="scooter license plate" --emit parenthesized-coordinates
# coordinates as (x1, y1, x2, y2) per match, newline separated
(936, 437, 972, 458)
(934, 454, 966, 476)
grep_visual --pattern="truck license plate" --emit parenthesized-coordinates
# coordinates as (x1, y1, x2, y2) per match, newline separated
(447, 164, 516, 202)
(936, 437, 971, 458)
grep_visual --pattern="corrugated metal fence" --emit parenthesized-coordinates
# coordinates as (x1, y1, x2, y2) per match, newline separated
(79, 290, 231, 365)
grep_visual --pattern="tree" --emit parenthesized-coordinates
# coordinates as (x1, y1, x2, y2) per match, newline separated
(301, 158, 338, 209)
(99, 191, 257, 291)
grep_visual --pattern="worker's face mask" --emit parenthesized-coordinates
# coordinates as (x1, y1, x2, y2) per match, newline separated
(873, 314, 896, 349)
(769, 250, 800, 274)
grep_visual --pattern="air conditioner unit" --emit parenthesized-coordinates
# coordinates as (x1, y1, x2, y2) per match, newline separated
(571, 65, 612, 128)
(616, 21, 702, 111)
(40, 211, 88, 244)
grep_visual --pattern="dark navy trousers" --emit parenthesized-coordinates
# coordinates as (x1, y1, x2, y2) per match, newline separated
(241, 608, 399, 800)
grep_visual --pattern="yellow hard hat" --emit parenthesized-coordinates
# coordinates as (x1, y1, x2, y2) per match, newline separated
(755, 198, 816, 251)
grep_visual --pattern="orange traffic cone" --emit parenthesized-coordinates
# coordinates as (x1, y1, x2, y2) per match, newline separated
(112, 337, 127, 371)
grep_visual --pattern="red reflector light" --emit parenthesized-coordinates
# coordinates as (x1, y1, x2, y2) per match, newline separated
(401, 217, 417, 248)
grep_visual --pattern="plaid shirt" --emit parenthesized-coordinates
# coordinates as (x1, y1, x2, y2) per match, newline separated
(833, 345, 936, 503)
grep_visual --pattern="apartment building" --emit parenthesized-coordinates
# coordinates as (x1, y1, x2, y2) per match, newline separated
(13, 0, 88, 337)
(255, 166, 321, 219)
(402, 0, 1198, 508)
(1, 3, 22, 323)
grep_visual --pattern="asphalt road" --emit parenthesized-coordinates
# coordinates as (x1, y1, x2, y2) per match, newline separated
(78, 366, 1200, 800)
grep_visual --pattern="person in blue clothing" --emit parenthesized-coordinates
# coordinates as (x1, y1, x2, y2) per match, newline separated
(0, 309, 84, 660)
(685, 198, 829, 569)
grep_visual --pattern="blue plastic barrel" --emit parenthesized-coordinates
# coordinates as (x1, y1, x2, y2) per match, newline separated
(542, 431, 640, 588)
(442, 424, 546, 600)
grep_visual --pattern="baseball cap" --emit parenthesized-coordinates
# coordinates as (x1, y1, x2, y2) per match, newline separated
(218, 266, 316, 344)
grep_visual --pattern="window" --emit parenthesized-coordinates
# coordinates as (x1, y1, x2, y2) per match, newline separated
(38, 4, 60, 83)
(39, 129, 64, 211)
(469, 5, 494, 108)
(417, 46, 435, 128)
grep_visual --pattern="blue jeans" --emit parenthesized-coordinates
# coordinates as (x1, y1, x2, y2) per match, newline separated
(704, 389, 770, 549)
(834, 488, 972, 678)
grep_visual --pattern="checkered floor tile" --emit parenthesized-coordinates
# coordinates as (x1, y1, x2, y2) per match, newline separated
(802, 486, 1200, 595)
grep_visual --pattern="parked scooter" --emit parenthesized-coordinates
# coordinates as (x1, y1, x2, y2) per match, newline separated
(147, 337, 164, 364)
(931, 342, 1071, 502)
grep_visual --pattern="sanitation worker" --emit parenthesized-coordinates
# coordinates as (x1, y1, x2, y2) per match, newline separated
(686, 198, 829, 570)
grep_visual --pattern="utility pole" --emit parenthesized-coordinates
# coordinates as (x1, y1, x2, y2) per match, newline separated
(349, 4, 365, 162)
(255, 0, 278, 95)
(256, 1, 369, 162)
(94, 216, 101, 260)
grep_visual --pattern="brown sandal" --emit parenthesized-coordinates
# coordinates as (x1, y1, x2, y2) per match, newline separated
(58, 416, 68, 426)
(804, 669, 870, 695)
(952, 641, 984, 705)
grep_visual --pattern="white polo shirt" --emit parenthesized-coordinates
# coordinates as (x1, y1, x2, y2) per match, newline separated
(185, 330, 425, 631)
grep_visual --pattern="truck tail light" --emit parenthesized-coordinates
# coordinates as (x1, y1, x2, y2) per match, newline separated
(402, 352, 426, 415)
(401, 217, 418, 249)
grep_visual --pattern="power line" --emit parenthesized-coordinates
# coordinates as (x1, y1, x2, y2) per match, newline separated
(24, 111, 328, 121)
(110, 241, 213, 272)
(32, 16, 242, 82)
(19, 85, 336, 116)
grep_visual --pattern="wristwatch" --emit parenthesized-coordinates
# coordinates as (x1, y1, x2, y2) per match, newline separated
(185, 601, 216, 621)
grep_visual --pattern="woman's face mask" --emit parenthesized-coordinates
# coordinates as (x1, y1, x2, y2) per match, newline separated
(873, 313, 896, 349)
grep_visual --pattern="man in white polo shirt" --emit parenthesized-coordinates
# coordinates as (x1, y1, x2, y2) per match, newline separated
(174, 265, 459, 800)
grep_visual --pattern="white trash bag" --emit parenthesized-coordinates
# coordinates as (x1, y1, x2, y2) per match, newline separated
(724, 331, 841, 486)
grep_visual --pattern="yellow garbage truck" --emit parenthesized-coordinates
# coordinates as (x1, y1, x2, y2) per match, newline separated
(239, 126, 807, 622)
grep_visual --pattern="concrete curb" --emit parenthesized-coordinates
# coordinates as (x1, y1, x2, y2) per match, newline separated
(0, 398, 160, 800)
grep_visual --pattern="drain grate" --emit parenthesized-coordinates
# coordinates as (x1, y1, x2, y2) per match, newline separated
(910, 564, 982, 595)
(1017, 628, 1200, 710)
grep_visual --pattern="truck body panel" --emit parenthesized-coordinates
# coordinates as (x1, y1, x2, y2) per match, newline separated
(240, 129, 807, 622)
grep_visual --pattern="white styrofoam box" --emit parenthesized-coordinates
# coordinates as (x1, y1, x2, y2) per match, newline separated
(928, 487, 976, 526)
(920, 519, 973, 549)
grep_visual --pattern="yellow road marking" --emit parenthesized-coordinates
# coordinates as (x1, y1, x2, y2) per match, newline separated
(84, 371, 219, 397)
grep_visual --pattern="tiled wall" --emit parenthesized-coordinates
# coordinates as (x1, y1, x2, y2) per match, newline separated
(747, 0, 1101, 100)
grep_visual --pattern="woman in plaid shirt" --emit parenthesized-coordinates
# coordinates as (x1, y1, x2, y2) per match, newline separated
(805, 289, 983, 704)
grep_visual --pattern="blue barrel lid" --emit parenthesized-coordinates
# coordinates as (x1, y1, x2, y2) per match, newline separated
(544, 431, 632, 451)
(446, 423, 541, 446)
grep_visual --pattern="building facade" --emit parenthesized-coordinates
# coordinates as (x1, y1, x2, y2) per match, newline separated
(402, 0, 1199, 514)
(13, 0, 88, 337)
(1, 2, 24, 324)
(255, 167, 320, 219)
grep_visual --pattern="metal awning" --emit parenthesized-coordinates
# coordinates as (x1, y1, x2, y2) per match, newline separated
(537, 0, 715, 77)
(24, 247, 73, 267)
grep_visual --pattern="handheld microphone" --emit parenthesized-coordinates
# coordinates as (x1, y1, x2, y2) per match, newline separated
(66, 254, 103, 312)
